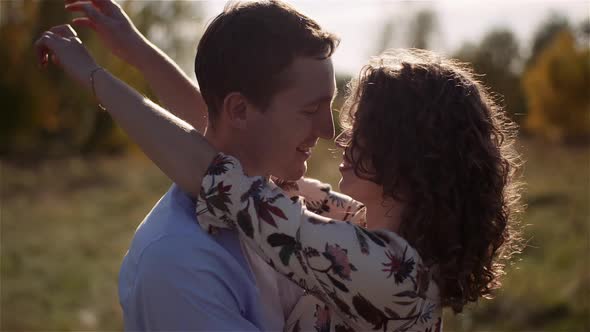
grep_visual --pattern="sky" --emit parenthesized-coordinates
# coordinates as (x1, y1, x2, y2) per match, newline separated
(202, 0, 590, 75)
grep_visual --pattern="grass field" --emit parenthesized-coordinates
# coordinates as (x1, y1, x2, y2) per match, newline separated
(1, 138, 589, 331)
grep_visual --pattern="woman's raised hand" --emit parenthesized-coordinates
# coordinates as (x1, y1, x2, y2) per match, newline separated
(35, 24, 99, 89)
(65, 0, 146, 67)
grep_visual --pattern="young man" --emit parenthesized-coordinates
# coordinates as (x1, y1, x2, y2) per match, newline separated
(63, 0, 339, 330)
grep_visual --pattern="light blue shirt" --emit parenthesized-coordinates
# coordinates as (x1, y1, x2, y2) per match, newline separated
(118, 184, 266, 331)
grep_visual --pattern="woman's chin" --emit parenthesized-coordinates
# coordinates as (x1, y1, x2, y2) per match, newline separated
(339, 176, 375, 204)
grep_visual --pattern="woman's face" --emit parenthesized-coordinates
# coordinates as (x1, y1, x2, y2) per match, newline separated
(337, 144, 384, 204)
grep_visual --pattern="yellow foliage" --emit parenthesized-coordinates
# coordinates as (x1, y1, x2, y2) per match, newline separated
(522, 30, 590, 142)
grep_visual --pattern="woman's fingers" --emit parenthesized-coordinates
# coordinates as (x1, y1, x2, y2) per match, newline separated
(35, 31, 76, 68)
(64, 1, 91, 13)
(35, 32, 60, 67)
(71, 17, 98, 31)
(49, 24, 78, 39)
(65, 2, 106, 23)
(65, 0, 118, 18)
(46, 25, 78, 67)
(66, 0, 115, 12)
(89, 0, 118, 14)
(35, 29, 99, 87)
(51, 54, 61, 67)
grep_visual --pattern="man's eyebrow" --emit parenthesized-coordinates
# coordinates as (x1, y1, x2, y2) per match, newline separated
(302, 87, 339, 107)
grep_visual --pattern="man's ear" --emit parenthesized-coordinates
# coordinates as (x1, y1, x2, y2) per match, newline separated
(221, 92, 249, 129)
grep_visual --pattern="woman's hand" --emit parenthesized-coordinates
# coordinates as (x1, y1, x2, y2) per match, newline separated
(35, 24, 99, 89)
(65, 0, 147, 68)
(35, 23, 216, 199)
(65, 0, 209, 132)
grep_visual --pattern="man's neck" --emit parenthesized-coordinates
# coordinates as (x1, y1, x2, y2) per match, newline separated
(205, 128, 268, 178)
(204, 128, 223, 151)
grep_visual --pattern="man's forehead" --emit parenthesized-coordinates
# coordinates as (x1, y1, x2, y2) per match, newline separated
(288, 57, 334, 81)
(280, 56, 336, 99)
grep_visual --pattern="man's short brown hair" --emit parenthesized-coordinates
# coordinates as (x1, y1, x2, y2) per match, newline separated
(194, 0, 339, 125)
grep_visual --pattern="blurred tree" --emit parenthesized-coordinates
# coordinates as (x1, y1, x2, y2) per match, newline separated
(125, 1, 202, 73)
(577, 17, 590, 45)
(454, 28, 526, 121)
(376, 8, 439, 53)
(408, 9, 438, 50)
(527, 13, 570, 68)
(376, 20, 396, 55)
(522, 29, 590, 142)
(0, 0, 203, 159)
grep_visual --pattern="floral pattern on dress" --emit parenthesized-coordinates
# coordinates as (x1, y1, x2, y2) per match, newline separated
(275, 177, 365, 223)
(314, 304, 332, 332)
(321, 244, 358, 281)
(196, 153, 442, 332)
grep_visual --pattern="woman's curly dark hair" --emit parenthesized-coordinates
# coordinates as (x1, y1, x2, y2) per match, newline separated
(337, 49, 524, 313)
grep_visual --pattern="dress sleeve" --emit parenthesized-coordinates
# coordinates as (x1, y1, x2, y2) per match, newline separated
(196, 154, 441, 331)
(274, 177, 365, 223)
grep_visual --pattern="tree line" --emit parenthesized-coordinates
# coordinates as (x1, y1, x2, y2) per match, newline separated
(1, 3, 588, 160)
(376, 9, 589, 144)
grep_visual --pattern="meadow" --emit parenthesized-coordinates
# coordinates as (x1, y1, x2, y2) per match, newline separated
(1, 138, 589, 331)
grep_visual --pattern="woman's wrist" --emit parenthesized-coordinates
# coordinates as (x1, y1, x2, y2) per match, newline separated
(89, 66, 107, 111)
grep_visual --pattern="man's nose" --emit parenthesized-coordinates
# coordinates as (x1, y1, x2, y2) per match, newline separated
(316, 108, 335, 140)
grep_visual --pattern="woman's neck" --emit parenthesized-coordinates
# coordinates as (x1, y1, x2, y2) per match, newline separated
(364, 198, 404, 233)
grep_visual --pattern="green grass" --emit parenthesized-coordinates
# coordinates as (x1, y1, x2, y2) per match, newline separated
(443, 139, 590, 332)
(1, 154, 172, 330)
(1, 139, 589, 331)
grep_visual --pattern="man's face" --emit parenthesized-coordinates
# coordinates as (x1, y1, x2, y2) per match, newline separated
(242, 56, 336, 180)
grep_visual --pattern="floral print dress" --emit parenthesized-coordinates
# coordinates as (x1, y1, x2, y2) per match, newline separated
(196, 154, 442, 332)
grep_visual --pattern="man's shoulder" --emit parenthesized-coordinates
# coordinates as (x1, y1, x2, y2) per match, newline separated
(126, 184, 210, 257)
(119, 227, 264, 331)
(124, 184, 249, 270)
(119, 185, 255, 298)
(131, 232, 248, 285)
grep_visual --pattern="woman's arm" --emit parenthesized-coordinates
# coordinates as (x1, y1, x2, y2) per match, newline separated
(92, 68, 215, 196)
(35, 25, 214, 196)
(198, 154, 441, 331)
(275, 177, 365, 222)
(65, 0, 208, 132)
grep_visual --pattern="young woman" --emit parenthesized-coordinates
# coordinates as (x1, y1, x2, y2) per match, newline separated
(36, 26, 523, 331)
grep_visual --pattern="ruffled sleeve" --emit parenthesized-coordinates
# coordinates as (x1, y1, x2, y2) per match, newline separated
(196, 153, 441, 331)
